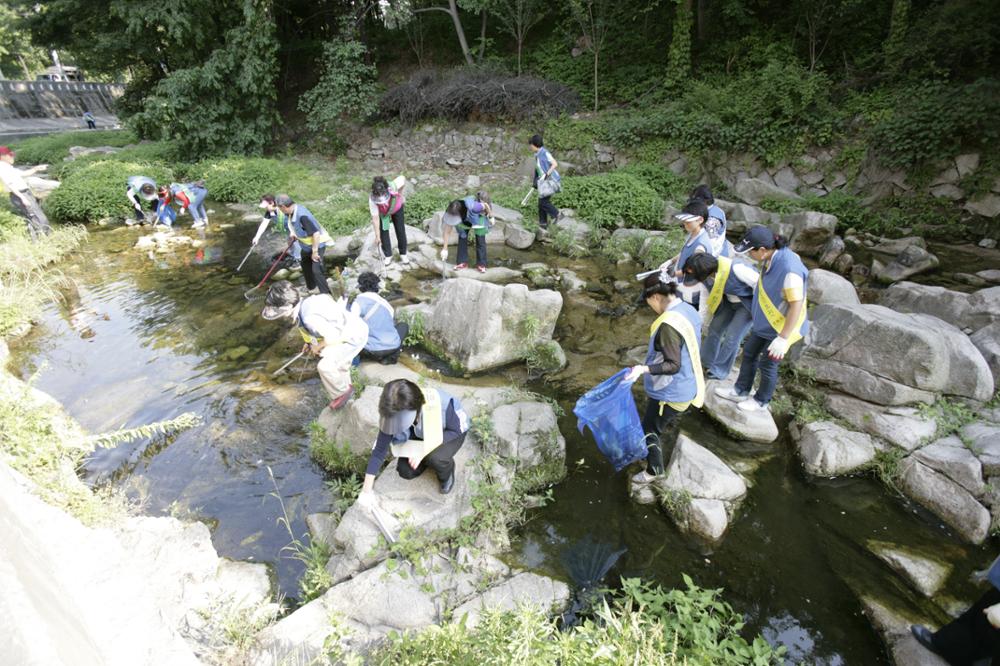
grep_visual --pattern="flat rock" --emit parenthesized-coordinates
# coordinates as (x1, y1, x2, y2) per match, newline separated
(971, 321, 1000, 386)
(702, 381, 779, 443)
(808, 269, 860, 306)
(871, 236, 926, 255)
(879, 282, 972, 328)
(861, 596, 950, 666)
(899, 458, 990, 544)
(825, 393, 937, 451)
(913, 435, 985, 497)
(874, 245, 940, 284)
(962, 422, 1000, 474)
(798, 304, 994, 404)
(451, 572, 570, 628)
(976, 269, 1000, 284)
(660, 435, 747, 502)
(868, 542, 952, 597)
(795, 420, 877, 476)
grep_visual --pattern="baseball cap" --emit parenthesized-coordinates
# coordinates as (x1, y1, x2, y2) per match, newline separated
(674, 212, 702, 224)
(0, 146, 13, 157)
(379, 409, 418, 435)
(275, 194, 294, 207)
(733, 225, 776, 253)
(261, 282, 300, 320)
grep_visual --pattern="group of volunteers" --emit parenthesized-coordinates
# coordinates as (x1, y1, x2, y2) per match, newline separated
(125, 176, 210, 228)
(624, 184, 809, 485)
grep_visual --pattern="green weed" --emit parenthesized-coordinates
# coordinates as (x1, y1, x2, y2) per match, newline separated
(309, 422, 367, 476)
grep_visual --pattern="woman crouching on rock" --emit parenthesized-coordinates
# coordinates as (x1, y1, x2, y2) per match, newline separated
(358, 379, 470, 501)
(714, 225, 809, 413)
(625, 270, 706, 485)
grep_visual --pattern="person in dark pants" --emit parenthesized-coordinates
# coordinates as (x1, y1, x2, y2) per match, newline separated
(715, 226, 808, 413)
(440, 193, 493, 273)
(277, 193, 332, 295)
(0, 146, 52, 240)
(83, 110, 97, 129)
(125, 176, 158, 225)
(369, 176, 409, 266)
(625, 270, 705, 483)
(528, 134, 560, 229)
(358, 379, 470, 497)
(350, 271, 409, 364)
(912, 556, 1000, 665)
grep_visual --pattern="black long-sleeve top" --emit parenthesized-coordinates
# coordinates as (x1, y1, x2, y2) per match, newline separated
(648, 323, 683, 376)
(365, 400, 465, 477)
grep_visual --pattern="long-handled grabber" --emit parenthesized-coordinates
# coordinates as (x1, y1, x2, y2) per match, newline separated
(236, 245, 255, 272)
(271, 350, 306, 376)
(244, 241, 293, 301)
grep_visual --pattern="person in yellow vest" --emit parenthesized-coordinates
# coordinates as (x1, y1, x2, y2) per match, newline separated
(715, 226, 809, 413)
(682, 253, 760, 380)
(625, 270, 706, 483)
(277, 193, 334, 295)
(357, 379, 470, 498)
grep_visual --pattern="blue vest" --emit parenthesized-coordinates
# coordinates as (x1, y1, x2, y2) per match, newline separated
(354, 293, 400, 352)
(708, 204, 727, 225)
(643, 301, 702, 403)
(288, 204, 331, 247)
(723, 267, 755, 311)
(751, 247, 810, 340)
(389, 389, 468, 443)
(535, 148, 559, 181)
(677, 230, 713, 272)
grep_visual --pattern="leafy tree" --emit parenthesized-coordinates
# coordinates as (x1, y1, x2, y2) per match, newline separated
(127, 0, 279, 156)
(665, 0, 693, 88)
(0, 5, 48, 79)
(298, 37, 379, 136)
(883, 0, 909, 70)
(476, 0, 547, 75)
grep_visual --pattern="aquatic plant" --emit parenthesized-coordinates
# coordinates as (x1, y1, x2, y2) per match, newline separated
(327, 474, 363, 517)
(87, 412, 202, 448)
(268, 466, 334, 604)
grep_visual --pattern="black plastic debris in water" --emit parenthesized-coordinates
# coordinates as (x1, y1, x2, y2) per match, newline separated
(560, 535, 627, 626)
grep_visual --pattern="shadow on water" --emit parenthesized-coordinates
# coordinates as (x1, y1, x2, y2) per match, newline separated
(9, 212, 995, 658)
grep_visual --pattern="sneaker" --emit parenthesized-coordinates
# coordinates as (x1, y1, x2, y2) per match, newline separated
(476, 265, 486, 273)
(192, 220, 206, 229)
(328, 385, 354, 410)
(439, 472, 455, 495)
(737, 398, 769, 413)
(714, 386, 747, 402)
(453, 262, 468, 270)
(909, 626, 938, 655)
(399, 254, 410, 265)
(383, 255, 393, 266)
(631, 470, 657, 485)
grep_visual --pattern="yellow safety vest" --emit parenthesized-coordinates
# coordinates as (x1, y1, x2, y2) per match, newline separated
(390, 388, 444, 463)
(755, 280, 807, 346)
(705, 256, 733, 315)
(648, 309, 706, 410)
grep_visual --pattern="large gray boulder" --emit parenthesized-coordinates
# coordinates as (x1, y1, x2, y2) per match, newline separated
(733, 178, 803, 206)
(489, 401, 566, 471)
(798, 304, 995, 405)
(899, 457, 990, 544)
(776, 211, 838, 256)
(967, 287, 1000, 331)
(913, 435, 985, 497)
(879, 282, 972, 328)
(807, 269, 860, 306)
(971, 321, 1000, 386)
(825, 393, 937, 451)
(818, 235, 846, 268)
(423, 279, 563, 372)
(316, 386, 383, 456)
(873, 245, 940, 284)
(702, 380, 779, 443)
(962, 421, 1000, 475)
(655, 434, 747, 542)
(795, 421, 877, 476)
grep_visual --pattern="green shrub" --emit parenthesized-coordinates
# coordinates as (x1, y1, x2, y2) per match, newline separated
(299, 38, 378, 136)
(560, 172, 662, 229)
(619, 163, 692, 201)
(45, 160, 175, 223)
(196, 157, 301, 203)
(404, 187, 451, 224)
(0, 209, 23, 242)
(308, 422, 367, 476)
(373, 575, 784, 664)
(11, 130, 137, 166)
(53, 141, 187, 181)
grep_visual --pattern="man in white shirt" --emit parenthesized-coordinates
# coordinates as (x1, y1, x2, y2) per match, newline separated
(0, 146, 52, 239)
(261, 282, 369, 410)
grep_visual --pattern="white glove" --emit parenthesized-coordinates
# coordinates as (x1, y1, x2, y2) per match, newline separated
(356, 490, 376, 510)
(767, 336, 789, 360)
(987, 603, 1000, 629)
(133, 203, 143, 211)
(439, 248, 447, 261)
(625, 365, 647, 383)
(179, 207, 186, 216)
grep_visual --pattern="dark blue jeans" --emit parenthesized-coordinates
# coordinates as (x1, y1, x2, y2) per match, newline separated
(703, 300, 753, 379)
(734, 332, 780, 405)
(456, 228, 487, 267)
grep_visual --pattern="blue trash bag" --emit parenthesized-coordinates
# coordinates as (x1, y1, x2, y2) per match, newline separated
(574, 369, 647, 472)
(155, 200, 176, 226)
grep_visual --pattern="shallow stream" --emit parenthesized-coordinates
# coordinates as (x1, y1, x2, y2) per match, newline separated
(10, 208, 994, 664)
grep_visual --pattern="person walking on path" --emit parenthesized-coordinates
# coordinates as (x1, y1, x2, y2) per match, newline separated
(714, 225, 809, 413)
(369, 176, 409, 266)
(350, 271, 409, 364)
(83, 110, 97, 129)
(125, 176, 158, 225)
(277, 194, 333, 295)
(0, 146, 52, 240)
(528, 134, 560, 230)
(261, 282, 367, 410)
(255, 195, 301, 268)
(170, 181, 209, 228)
(624, 270, 705, 484)
(357, 379, 470, 498)
(440, 192, 493, 273)
(682, 253, 759, 380)
(911, 554, 1000, 665)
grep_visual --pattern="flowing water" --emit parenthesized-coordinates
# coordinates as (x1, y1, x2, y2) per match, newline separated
(10, 208, 994, 663)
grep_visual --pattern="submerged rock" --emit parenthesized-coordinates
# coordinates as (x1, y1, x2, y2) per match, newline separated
(868, 542, 952, 598)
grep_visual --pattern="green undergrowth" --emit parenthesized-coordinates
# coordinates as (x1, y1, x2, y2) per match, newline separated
(12, 129, 137, 166)
(268, 466, 333, 603)
(45, 160, 176, 223)
(372, 575, 784, 665)
(309, 421, 367, 477)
